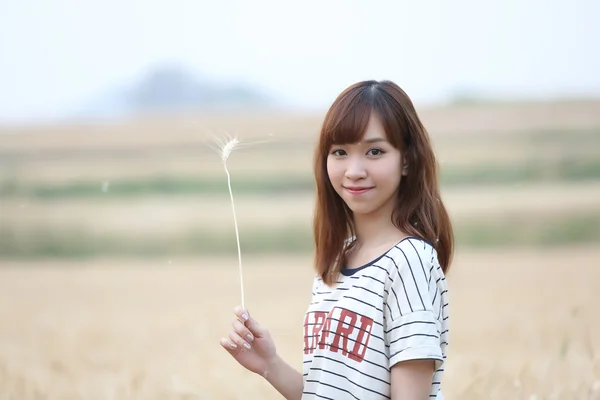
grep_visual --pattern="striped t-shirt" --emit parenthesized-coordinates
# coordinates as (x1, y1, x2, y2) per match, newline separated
(302, 237, 449, 399)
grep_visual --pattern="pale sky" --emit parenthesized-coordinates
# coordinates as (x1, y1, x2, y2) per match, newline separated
(0, 0, 599, 123)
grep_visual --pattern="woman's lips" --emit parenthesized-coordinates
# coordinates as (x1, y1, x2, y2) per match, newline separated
(344, 186, 373, 195)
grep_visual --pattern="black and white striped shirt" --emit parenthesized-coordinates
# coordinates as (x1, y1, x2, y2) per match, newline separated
(302, 237, 449, 399)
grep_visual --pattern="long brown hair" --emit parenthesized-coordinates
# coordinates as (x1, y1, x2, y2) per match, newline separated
(313, 80, 454, 285)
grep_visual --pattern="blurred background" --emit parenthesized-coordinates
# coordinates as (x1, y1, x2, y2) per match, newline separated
(1, 0, 599, 399)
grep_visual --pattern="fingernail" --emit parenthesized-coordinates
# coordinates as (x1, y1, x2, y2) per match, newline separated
(243, 342, 251, 350)
(241, 312, 249, 321)
(230, 342, 237, 349)
(246, 333, 254, 342)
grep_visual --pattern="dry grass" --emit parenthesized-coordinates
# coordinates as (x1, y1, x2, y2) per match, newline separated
(2, 101, 600, 398)
(2, 101, 600, 184)
(3, 181, 600, 236)
(0, 248, 599, 399)
(5, 136, 600, 184)
(2, 99, 600, 148)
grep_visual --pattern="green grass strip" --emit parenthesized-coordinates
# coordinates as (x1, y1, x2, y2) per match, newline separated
(2, 213, 599, 259)
(2, 156, 600, 199)
(0, 175, 315, 199)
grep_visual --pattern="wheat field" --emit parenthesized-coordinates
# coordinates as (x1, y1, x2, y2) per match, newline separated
(1, 101, 600, 399)
(0, 249, 599, 399)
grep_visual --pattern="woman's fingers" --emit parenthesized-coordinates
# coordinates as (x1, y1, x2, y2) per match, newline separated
(222, 306, 270, 359)
(229, 329, 252, 350)
(233, 318, 254, 344)
(233, 306, 266, 337)
(219, 337, 238, 353)
(234, 305, 249, 322)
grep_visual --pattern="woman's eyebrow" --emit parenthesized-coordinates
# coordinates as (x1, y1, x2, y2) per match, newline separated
(360, 137, 387, 144)
(331, 137, 387, 146)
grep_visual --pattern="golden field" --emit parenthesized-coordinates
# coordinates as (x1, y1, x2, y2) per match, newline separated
(0, 250, 599, 399)
(1, 100, 600, 399)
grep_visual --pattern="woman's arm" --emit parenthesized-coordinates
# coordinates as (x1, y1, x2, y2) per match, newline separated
(390, 359, 435, 400)
(221, 307, 304, 400)
(263, 354, 304, 400)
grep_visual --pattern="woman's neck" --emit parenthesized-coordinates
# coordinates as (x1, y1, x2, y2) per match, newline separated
(352, 209, 407, 249)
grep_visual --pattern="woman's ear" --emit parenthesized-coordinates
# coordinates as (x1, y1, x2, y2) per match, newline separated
(402, 162, 409, 176)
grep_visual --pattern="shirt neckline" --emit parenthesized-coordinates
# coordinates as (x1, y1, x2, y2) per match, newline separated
(340, 236, 431, 276)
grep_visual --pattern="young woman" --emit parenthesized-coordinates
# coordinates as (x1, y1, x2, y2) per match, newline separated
(220, 80, 454, 400)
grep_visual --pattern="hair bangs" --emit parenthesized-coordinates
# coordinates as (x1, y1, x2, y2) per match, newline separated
(322, 88, 374, 149)
(370, 87, 409, 151)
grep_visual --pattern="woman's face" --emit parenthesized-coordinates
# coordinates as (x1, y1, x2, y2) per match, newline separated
(326, 112, 407, 218)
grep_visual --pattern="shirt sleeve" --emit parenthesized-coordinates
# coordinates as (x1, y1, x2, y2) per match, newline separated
(383, 246, 443, 370)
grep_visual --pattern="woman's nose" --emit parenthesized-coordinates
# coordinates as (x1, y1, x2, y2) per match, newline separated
(344, 157, 367, 179)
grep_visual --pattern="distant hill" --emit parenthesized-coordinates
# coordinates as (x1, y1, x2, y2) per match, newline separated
(73, 65, 275, 120)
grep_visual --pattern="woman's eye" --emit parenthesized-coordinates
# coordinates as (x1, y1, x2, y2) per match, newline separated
(367, 148, 384, 156)
(331, 149, 346, 156)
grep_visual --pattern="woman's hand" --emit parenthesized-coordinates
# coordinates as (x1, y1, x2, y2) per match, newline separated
(220, 306, 278, 376)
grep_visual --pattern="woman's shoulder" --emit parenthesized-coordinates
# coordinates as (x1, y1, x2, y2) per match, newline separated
(388, 236, 437, 264)
(382, 236, 440, 279)
(396, 236, 437, 251)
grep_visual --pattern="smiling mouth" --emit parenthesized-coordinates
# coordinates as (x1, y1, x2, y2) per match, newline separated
(344, 187, 373, 195)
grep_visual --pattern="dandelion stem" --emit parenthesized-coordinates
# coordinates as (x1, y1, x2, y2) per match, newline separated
(224, 161, 244, 310)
